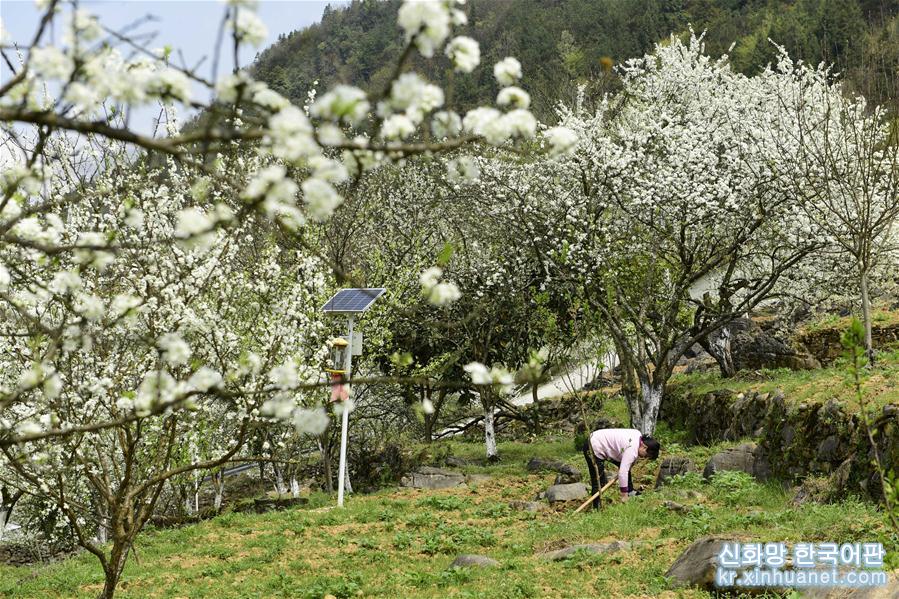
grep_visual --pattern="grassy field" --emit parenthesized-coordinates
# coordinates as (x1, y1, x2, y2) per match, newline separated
(1, 400, 894, 598)
(669, 347, 899, 411)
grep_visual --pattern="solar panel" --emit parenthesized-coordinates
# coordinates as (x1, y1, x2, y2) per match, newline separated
(321, 288, 386, 314)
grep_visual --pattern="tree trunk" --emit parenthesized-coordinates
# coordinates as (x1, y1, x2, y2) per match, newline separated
(184, 488, 195, 516)
(343, 460, 353, 495)
(212, 471, 225, 512)
(423, 414, 434, 443)
(273, 464, 287, 495)
(94, 494, 109, 544)
(634, 380, 664, 435)
(860, 269, 875, 365)
(317, 436, 333, 493)
(483, 397, 498, 461)
(700, 325, 736, 378)
(290, 476, 300, 498)
(0, 488, 23, 542)
(100, 539, 130, 599)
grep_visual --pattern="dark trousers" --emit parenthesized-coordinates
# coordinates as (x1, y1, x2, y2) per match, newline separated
(582, 443, 632, 509)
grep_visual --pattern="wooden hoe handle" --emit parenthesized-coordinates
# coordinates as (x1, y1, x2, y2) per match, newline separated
(573, 478, 617, 514)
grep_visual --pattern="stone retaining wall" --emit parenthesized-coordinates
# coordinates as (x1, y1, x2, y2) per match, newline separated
(662, 387, 899, 500)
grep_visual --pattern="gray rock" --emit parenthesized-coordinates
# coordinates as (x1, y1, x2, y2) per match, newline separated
(727, 317, 821, 372)
(508, 500, 545, 512)
(545, 483, 588, 503)
(666, 536, 742, 590)
(655, 456, 698, 488)
(553, 472, 581, 485)
(663, 500, 687, 512)
(526, 457, 582, 482)
(816, 435, 841, 463)
(449, 554, 499, 568)
(703, 442, 771, 482)
(400, 467, 465, 489)
(542, 540, 632, 561)
(444, 456, 468, 468)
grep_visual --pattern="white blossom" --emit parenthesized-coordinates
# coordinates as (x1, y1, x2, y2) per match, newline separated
(543, 126, 578, 156)
(147, 69, 192, 103)
(493, 57, 522, 87)
(463, 362, 491, 385)
(158, 333, 192, 366)
(463, 107, 502, 137)
(497, 86, 530, 109)
(302, 178, 342, 221)
(390, 73, 444, 122)
(229, 8, 267, 46)
(269, 361, 298, 389)
(382, 114, 416, 140)
(431, 110, 462, 138)
(447, 156, 480, 183)
(445, 36, 480, 73)
(188, 367, 222, 392)
(49, 270, 82, 295)
(397, 0, 451, 58)
(175, 207, 212, 238)
(310, 85, 369, 125)
(29, 46, 73, 79)
(293, 407, 329, 435)
(74, 293, 105, 321)
(503, 109, 537, 138)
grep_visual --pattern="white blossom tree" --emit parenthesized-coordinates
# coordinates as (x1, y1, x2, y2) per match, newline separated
(760, 51, 899, 363)
(0, 1, 574, 596)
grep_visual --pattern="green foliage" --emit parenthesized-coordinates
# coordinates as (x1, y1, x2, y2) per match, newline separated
(252, 0, 898, 123)
(415, 495, 470, 511)
(708, 470, 757, 506)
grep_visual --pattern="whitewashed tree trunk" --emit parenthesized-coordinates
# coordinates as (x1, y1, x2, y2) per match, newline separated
(706, 326, 736, 377)
(212, 471, 225, 511)
(343, 467, 353, 495)
(273, 465, 288, 495)
(484, 407, 497, 460)
(0, 508, 8, 542)
(289, 476, 300, 498)
(636, 381, 663, 435)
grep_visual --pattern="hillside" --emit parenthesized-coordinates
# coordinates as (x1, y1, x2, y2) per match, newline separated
(1, 396, 891, 598)
(252, 0, 899, 119)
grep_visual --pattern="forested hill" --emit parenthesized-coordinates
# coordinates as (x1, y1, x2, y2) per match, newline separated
(252, 0, 899, 119)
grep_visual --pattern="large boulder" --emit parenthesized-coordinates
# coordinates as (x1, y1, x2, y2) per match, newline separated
(526, 457, 582, 484)
(545, 482, 588, 503)
(667, 536, 765, 591)
(541, 540, 632, 561)
(400, 467, 465, 490)
(703, 442, 772, 482)
(655, 456, 698, 488)
(728, 317, 820, 372)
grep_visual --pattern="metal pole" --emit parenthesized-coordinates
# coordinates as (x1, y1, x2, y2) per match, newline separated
(336, 316, 354, 507)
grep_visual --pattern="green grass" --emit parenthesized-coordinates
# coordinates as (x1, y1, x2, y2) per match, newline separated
(669, 348, 899, 411)
(801, 307, 899, 334)
(1, 405, 892, 598)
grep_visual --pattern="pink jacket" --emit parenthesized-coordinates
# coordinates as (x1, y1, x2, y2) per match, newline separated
(589, 428, 641, 491)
